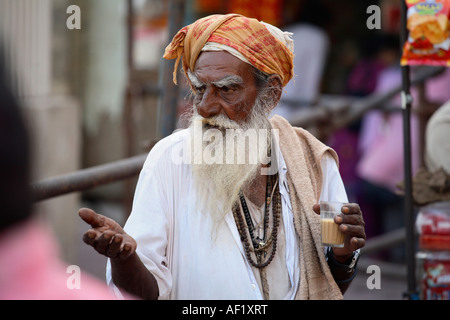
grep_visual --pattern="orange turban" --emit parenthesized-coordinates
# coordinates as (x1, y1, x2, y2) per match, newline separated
(163, 14, 294, 87)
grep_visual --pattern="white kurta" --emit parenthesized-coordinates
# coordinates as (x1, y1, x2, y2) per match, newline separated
(106, 127, 348, 300)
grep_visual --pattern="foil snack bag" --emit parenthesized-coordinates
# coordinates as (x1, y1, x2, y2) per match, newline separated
(401, 0, 450, 66)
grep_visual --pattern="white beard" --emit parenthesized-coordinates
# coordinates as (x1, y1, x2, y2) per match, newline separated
(188, 94, 275, 223)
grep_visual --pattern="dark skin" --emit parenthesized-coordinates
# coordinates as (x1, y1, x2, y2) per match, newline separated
(80, 51, 366, 299)
(79, 208, 159, 299)
(313, 203, 366, 293)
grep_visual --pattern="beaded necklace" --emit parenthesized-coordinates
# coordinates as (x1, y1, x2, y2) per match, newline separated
(232, 172, 281, 269)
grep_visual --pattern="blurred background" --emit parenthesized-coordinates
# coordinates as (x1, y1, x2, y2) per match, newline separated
(1, 0, 449, 299)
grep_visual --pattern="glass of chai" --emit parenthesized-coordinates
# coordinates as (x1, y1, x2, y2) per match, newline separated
(320, 200, 345, 248)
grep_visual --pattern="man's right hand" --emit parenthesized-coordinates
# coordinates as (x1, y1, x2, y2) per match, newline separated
(79, 208, 137, 260)
(79, 208, 159, 299)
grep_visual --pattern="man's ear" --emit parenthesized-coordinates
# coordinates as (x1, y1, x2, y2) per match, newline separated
(266, 74, 283, 109)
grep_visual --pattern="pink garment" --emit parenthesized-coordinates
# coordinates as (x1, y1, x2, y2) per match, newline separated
(0, 219, 124, 300)
(357, 67, 420, 192)
(426, 68, 450, 104)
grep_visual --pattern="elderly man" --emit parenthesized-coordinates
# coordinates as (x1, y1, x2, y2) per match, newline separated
(80, 14, 366, 300)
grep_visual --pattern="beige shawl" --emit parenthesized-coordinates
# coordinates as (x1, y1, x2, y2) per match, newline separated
(270, 115, 343, 300)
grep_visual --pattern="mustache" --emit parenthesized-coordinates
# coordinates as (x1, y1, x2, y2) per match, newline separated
(191, 112, 241, 131)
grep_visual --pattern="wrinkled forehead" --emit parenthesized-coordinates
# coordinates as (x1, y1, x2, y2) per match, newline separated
(189, 51, 257, 86)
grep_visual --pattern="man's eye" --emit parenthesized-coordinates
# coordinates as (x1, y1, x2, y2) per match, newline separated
(221, 86, 237, 93)
(195, 86, 205, 94)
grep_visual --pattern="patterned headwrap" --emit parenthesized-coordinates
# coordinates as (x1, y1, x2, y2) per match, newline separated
(163, 14, 295, 87)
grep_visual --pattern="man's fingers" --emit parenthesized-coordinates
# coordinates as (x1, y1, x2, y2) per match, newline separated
(339, 222, 365, 236)
(341, 203, 362, 216)
(82, 229, 115, 255)
(336, 213, 365, 226)
(107, 234, 123, 258)
(79, 208, 105, 228)
(106, 234, 136, 260)
(349, 237, 366, 251)
(119, 242, 135, 260)
(82, 229, 98, 246)
(93, 231, 115, 254)
(313, 204, 320, 215)
(79, 207, 136, 259)
(82, 230, 136, 259)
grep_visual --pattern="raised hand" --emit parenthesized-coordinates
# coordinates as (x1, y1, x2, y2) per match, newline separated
(79, 208, 137, 260)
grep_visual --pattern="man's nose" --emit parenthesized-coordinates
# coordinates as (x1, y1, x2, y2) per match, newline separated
(196, 87, 221, 119)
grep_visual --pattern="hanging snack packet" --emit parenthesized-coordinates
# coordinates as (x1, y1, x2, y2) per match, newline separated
(401, 0, 450, 66)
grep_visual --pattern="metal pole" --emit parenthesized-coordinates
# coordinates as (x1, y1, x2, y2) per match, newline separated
(123, 0, 135, 214)
(400, 1, 418, 300)
(31, 154, 148, 202)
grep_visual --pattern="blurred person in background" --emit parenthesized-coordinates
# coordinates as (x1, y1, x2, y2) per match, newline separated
(426, 100, 450, 174)
(356, 44, 450, 245)
(0, 56, 122, 300)
(271, 0, 331, 119)
(331, 34, 402, 240)
(355, 34, 413, 248)
(409, 99, 450, 205)
(407, 74, 450, 206)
